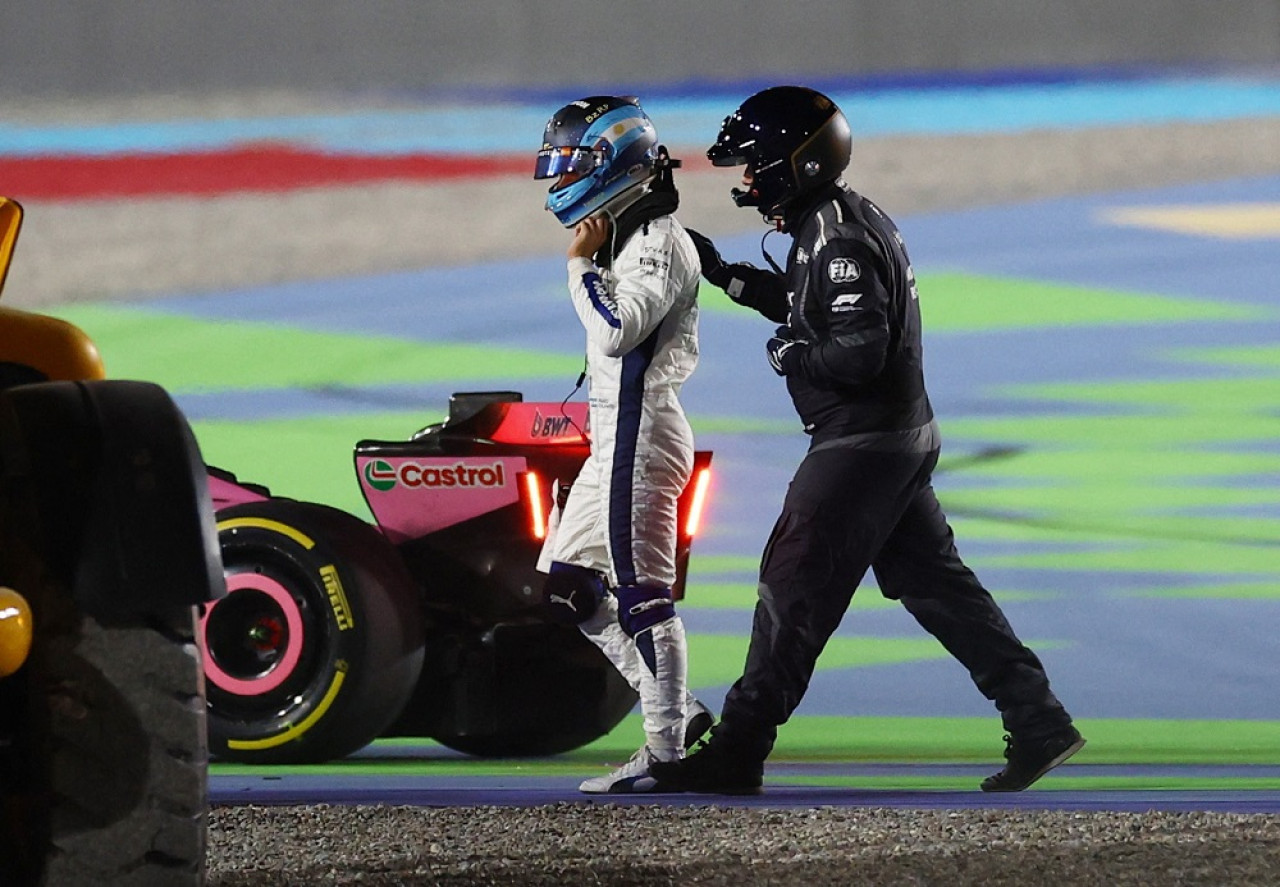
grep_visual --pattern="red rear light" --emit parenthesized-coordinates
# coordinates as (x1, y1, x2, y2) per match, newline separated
(684, 467, 711, 536)
(525, 470, 547, 539)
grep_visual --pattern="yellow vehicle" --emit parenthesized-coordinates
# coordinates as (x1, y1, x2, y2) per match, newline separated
(0, 197, 222, 886)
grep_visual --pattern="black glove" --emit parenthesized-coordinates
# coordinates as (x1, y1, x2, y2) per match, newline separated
(686, 228, 735, 290)
(765, 325, 807, 376)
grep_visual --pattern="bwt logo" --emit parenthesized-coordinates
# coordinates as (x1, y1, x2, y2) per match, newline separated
(364, 460, 507, 492)
(531, 409, 575, 438)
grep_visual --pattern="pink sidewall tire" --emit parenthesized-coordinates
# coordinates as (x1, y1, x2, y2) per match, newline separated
(205, 499, 424, 765)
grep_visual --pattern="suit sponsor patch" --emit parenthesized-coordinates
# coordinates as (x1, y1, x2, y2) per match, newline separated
(638, 254, 669, 276)
(583, 271, 621, 328)
(830, 292, 863, 313)
(828, 257, 861, 283)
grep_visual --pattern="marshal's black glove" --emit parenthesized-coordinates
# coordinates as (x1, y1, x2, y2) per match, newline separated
(765, 325, 808, 376)
(686, 228, 735, 291)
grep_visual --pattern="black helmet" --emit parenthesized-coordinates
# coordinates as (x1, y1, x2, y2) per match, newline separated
(707, 86, 851, 222)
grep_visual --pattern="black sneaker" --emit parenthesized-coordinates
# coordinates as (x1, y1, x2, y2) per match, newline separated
(649, 739, 764, 795)
(981, 726, 1086, 792)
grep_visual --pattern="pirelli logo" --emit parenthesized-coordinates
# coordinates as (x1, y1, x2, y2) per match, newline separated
(321, 564, 354, 631)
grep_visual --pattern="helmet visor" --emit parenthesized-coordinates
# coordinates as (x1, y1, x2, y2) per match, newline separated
(706, 113, 752, 167)
(534, 146, 606, 180)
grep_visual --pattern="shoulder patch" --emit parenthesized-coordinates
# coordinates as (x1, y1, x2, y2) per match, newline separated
(827, 257, 861, 284)
(830, 292, 863, 313)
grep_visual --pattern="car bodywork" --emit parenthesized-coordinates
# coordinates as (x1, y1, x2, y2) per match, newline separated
(203, 391, 712, 763)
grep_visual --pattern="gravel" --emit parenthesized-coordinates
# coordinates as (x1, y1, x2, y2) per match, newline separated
(208, 803, 1280, 885)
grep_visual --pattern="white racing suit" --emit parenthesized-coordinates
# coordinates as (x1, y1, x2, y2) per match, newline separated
(538, 212, 700, 760)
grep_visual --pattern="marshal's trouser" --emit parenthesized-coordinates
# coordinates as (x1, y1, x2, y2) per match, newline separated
(715, 440, 1073, 761)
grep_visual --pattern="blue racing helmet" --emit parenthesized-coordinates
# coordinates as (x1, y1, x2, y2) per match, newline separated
(534, 96, 660, 227)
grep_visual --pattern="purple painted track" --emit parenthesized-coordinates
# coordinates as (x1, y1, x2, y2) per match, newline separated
(210, 765, 1280, 814)
(211, 750, 1280, 814)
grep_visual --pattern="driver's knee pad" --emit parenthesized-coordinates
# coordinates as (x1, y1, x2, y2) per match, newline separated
(614, 584, 676, 637)
(542, 561, 607, 625)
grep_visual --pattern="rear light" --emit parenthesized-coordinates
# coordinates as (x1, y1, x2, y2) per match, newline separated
(525, 470, 547, 539)
(684, 467, 711, 536)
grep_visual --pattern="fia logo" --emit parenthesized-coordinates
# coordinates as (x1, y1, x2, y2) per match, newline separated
(827, 257, 861, 284)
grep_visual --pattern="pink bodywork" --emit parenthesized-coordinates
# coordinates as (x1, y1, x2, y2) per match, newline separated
(208, 471, 269, 510)
(359, 401, 589, 545)
(357, 455, 528, 544)
(208, 401, 591, 547)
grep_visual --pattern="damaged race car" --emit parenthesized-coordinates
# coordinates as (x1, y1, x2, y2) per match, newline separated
(0, 196, 222, 886)
(204, 392, 713, 765)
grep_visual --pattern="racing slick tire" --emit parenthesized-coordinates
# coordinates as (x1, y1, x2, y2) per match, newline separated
(0, 379, 216, 887)
(205, 499, 425, 764)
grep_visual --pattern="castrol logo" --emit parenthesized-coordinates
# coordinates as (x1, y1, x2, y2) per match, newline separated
(364, 459, 507, 492)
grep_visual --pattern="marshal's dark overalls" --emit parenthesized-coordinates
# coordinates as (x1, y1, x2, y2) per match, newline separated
(713, 179, 1073, 760)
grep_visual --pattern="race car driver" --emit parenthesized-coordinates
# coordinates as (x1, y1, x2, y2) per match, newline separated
(533, 95, 711, 793)
(650, 85, 1085, 795)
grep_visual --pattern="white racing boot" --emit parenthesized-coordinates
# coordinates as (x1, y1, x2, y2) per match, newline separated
(576, 618, 689, 795)
(577, 597, 702, 794)
(578, 745, 668, 794)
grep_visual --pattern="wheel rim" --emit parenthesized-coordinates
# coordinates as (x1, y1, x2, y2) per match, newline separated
(200, 571, 305, 696)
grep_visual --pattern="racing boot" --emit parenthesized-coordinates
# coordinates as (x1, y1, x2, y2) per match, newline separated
(577, 586, 691, 794)
(578, 745, 671, 794)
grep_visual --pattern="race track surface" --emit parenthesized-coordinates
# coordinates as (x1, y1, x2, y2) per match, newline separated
(4, 70, 1279, 822)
